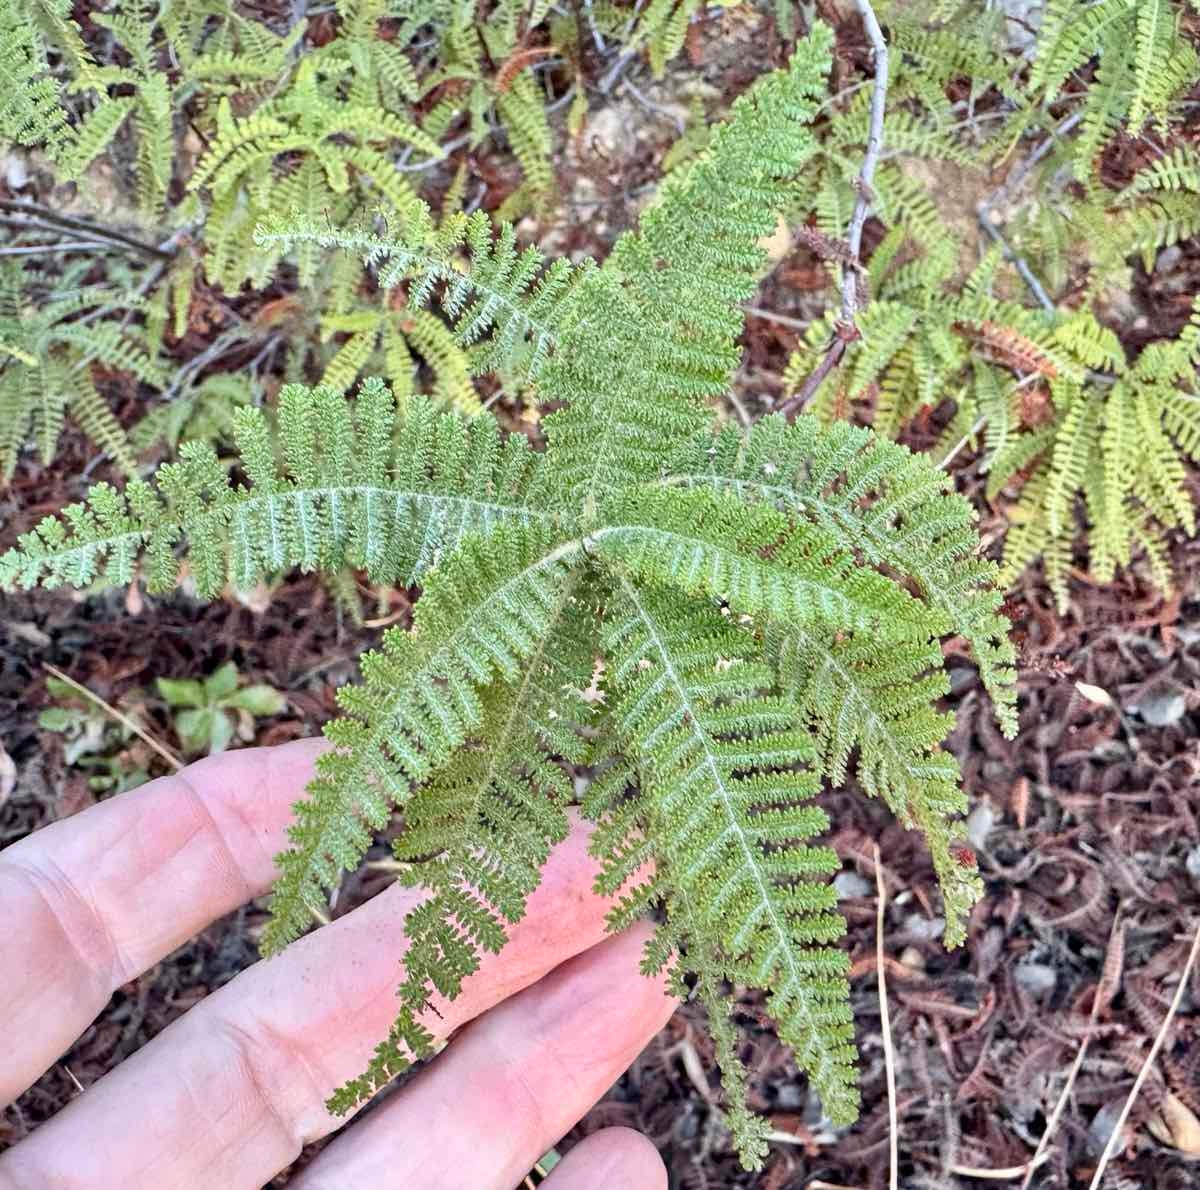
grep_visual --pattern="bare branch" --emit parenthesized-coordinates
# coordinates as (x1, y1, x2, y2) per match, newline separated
(973, 114, 1118, 391)
(0, 241, 114, 257)
(597, 45, 638, 94)
(974, 113, 1096, 324)
(779, 337, 848, 416)
(841, 0, 889, 329)
(777, 0, 888, 421)
(0, 200, 174, 262)
(979, 111, 1082, 221)
(976, 207, 1056, 314)
(937, 414, 988, 471)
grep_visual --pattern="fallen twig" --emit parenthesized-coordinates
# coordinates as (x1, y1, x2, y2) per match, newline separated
(950, 1153, 1050, 1181)
(875, 842, 899, 1190)
(0, 241, 114, 257)
(1088, 915, 1200, 1189)
(743, 305, 812, 332)
(977, 210, 1056, 314)
(0, 199, 173, 262)
(43, 663, 183, 772)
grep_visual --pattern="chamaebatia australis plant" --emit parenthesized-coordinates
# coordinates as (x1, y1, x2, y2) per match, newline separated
(0, 25, 1018, 1167)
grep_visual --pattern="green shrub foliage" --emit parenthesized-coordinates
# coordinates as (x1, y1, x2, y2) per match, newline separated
(783, 0, 1200, 604)
(1, 27, 1019, 1165)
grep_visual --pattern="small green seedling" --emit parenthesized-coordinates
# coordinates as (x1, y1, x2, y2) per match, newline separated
(156, 661, 286, 756)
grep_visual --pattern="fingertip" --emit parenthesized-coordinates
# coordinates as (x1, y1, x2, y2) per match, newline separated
(542, 1128, 667, 1190)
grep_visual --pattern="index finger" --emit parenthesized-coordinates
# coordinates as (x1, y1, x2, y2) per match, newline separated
(0, 815, 643, 1189)
(0, 738, 325, 1105)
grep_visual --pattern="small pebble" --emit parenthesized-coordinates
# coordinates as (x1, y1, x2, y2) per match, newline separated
(1130, 685, 1186, 728)
(1014, 961, 1057, 997)
(1185, 846, 1200, 882)
(1088, 1098, 1125, 1153)
(1157, 245, 1183, 271)
(775, 1083, 804, 1109)
(966, 800, 997, 850)
(904, 914, 945, 942)
(4, 154, 29, 189)
(834, 870, 872, 899)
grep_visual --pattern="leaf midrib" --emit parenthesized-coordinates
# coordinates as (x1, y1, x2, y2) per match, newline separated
(617, 576, 842, 1093)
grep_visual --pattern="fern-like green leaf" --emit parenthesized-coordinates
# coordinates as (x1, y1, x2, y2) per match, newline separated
(593, 584, 857, 1150)
(1, 26, 1027, 1166)
(592, 484, 929, 642)
(662, 416, 1019, 735)
(767, 623, 981, 945)
(0, 381, 553, 594)
(329, 583, 596, 1107)
(0, 4, 73, 156)
(541, 23, 835, 509)
(264, 520, 588, 951)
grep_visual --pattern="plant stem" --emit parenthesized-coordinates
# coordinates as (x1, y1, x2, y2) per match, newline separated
(777, 0, 888, 421)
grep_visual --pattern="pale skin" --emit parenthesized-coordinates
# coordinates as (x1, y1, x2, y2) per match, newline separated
(0, 738, 677, 1189)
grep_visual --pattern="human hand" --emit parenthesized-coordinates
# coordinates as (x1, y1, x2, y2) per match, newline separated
(0, 739, 676, 1189)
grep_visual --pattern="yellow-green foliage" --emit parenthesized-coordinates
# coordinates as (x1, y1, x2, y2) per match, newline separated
(188, 60, 439, 290)
(783, 2, 1200, 605)
(318, 272, 480, 412)
(5, 0, 585, 291)
(789, 221, 1200, 605)
(592, 0, 703, 77)
(993, 306, 1200, 609)
(882, 0, 1200, 182)
(1005, 130, 1200, 305)
(788, 236, 1073, 433)
(3, 0, 638, 474)
(7, 0, 306, 214)
(0, 2, 72, 155)
(0, 261, 164, 483)
(1030, 0, 1199, 148)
